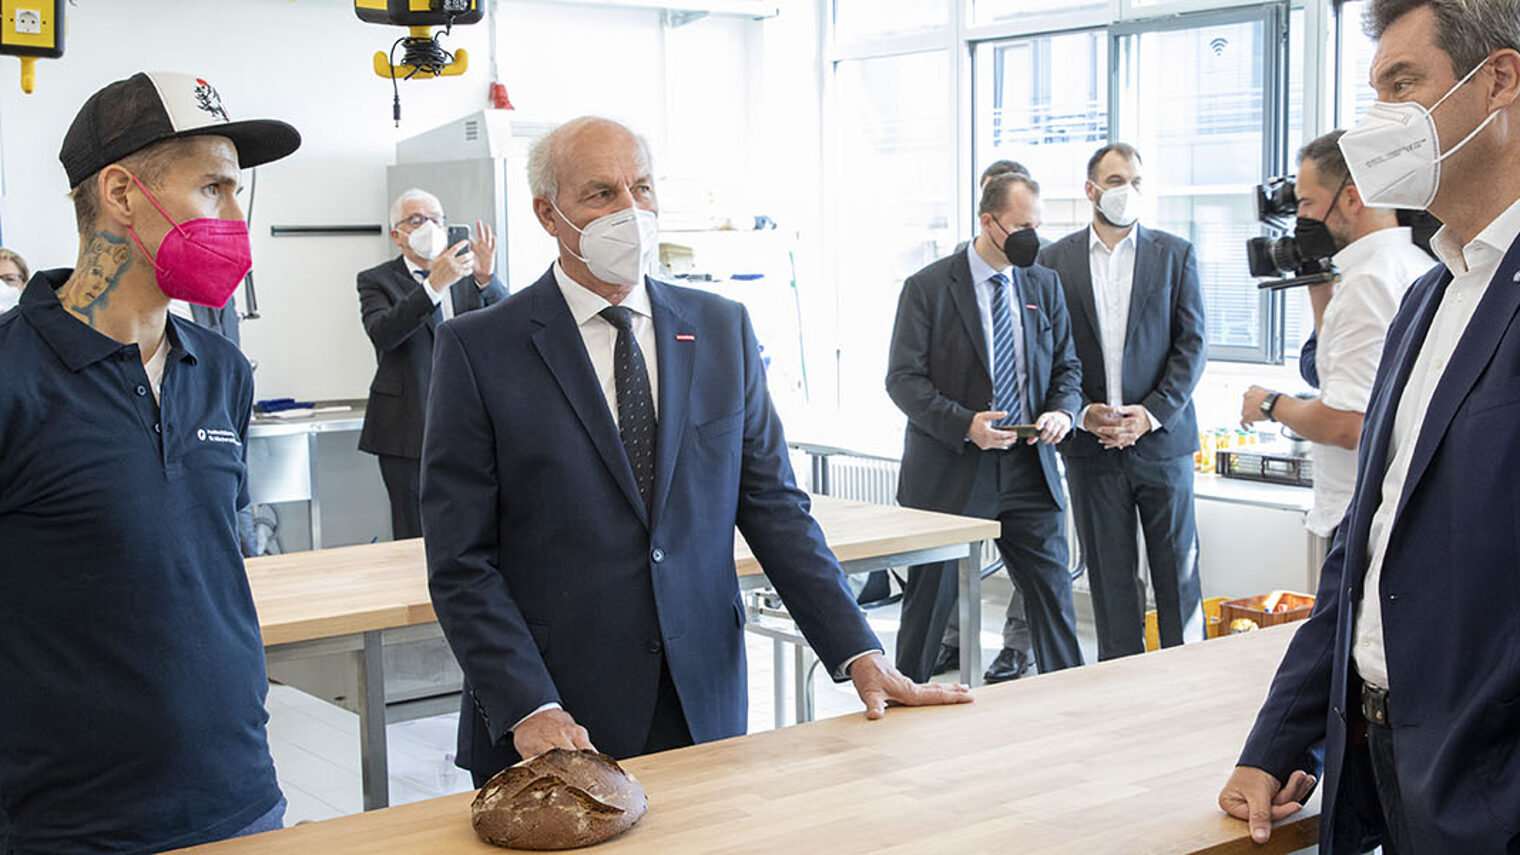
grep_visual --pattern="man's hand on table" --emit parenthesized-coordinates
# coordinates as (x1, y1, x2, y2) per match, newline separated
(1218, 765, 1315, 843)
(513, 708, 596, 759)
(848, 651, 974, 719)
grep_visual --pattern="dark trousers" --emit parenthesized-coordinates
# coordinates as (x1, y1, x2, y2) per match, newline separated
(377, 454, 423, 540)
(1064, 451, 1202, 661)
(896, 447, 1082, 682)
(468, 658, 692, 788)
(1367, 720, 1413, 854)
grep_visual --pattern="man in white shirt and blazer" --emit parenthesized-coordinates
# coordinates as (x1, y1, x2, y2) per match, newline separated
(1036, 142, 1207, 661)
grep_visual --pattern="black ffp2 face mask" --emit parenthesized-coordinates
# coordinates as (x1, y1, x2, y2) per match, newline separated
(1292, 216, 1339, 261)
(1001, 226, 1041, 268)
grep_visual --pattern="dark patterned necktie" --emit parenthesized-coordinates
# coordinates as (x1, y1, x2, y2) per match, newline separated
(599, 306, 656, 508)
(989, 272, 1024, 426)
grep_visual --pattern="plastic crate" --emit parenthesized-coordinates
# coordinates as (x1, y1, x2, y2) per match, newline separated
(1220, 591, 1316, 633)
(1216, 450, 1314, 487)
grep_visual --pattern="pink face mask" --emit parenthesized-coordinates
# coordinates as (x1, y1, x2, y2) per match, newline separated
(123, 172, 252, 309)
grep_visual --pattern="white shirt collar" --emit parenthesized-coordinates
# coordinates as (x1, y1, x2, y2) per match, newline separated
(552, 261, 653, 327)
(1429, 195, 1520, 276)
(1332, 226, 1417, 275)
(1088, 224, 1137, 255)
(965, 239, 1011, 286)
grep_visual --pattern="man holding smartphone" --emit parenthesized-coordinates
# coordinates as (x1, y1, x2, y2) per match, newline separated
(357, 187, 505, 540)
(887, 170, 1084, 683)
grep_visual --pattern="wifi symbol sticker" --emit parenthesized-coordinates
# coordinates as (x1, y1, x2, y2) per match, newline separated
(1209, 36, 1230, 57)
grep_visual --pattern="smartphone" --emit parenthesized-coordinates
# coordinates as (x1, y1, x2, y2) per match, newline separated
(447, 224, 471, 256)
(994, 423, 1041, 439)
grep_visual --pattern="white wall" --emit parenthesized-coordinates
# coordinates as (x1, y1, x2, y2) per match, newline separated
(0, 0, 808, 402)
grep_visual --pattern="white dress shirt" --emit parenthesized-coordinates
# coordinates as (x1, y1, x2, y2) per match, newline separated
(1077, 226, 1160, 432)
(1353, 196, 1520, 690)
(965, 242, 1028, 421)
(1306, 228, 1432, 536)
(552, 262, 660, 425)
(416, 265, 492, 323)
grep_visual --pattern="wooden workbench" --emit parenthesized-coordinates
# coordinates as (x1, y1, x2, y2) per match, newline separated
(179, 625, 1317, 854)
(247, 495, 1001, 810)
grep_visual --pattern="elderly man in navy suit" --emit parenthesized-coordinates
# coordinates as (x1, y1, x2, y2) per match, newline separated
(422, 116, 970, 780)
(357, 189, 506, 540)
(1037, 142, 1207, 662)
(1219, 1, 1520, 851)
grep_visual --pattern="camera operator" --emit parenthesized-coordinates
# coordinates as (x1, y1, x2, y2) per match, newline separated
(1240, 131, 1434, 538)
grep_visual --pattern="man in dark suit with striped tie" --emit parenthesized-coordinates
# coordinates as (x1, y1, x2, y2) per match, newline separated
(356, 188, 506, 539)
(887, 171, 1085, 683)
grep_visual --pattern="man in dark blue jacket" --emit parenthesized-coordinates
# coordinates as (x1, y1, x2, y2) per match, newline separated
(1219, 2, 1520, 850)
(422, 116, 971, 781)
(886, 170, 1084, 683)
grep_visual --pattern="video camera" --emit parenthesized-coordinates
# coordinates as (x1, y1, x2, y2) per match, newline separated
(1245, 177, 1336, 289)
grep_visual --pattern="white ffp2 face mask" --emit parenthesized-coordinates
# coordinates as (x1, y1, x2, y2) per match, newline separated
(1095, 183, 1141, 227)
(551, 201, 659, 288)
(1338, 59, 1500, 210)
(0, 284, 18, 314)
(407, 220, 448, 260)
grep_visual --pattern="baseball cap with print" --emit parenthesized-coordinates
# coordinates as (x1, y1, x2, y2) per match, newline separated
(59, 71, 301, 189)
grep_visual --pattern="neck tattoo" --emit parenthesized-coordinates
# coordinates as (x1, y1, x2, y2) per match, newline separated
(61, 232, 133, 328)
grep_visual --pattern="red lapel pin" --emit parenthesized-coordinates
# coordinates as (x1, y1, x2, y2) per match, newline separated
(675, 333, 696, 341)
(1025, 304, 1038, 310)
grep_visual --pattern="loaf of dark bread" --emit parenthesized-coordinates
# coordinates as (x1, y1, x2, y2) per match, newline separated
(471, 749, 648, 850)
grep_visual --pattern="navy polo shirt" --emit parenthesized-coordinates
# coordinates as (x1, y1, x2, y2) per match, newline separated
(0, 271, 280, 853)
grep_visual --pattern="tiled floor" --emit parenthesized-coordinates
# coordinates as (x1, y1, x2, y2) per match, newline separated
(267, 572, 1102, 823)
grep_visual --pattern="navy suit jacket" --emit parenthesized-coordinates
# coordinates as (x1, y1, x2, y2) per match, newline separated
(422, 267, 880, 776)
(357, 256, 506, 458)
(1037, 226, 1206, 460)
(886, 250, 1082, 513)
(1239, 231, 1520, 852)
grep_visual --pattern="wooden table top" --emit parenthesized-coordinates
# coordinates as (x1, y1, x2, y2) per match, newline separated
(177, 625, 1318, 854)
(248, 496, 999, 647)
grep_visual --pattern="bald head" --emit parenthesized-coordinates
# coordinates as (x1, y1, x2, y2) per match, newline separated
(527, 116, 653, 206)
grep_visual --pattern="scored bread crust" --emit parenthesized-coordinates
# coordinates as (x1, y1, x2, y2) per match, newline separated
(471, 749, 649, 850)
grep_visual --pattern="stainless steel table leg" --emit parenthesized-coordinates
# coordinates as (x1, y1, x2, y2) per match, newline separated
(357, 630, 388, 810)
(794, 645, 814, 725)
(772, 636, 787, 727)
(958, 540, 984, 688)
(307, 432, 323, 550)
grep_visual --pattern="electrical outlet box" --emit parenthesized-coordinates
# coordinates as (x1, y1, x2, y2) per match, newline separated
(0, 0, 64, 57)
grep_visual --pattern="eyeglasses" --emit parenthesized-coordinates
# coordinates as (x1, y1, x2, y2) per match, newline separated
(0, 274, 23, 286)
(394, 213, 445, 229)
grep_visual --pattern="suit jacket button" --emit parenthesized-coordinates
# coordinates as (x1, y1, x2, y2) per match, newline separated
(647, 639, 663, 654)
(651, 548, 665, 563)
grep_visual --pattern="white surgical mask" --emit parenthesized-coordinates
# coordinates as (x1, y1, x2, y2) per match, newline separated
(1338, 59, 1500, 210)
(407, 220, 448, 260)
(551, 200, 659, 288)
(1095, 183, 1141, 228)
(0, 284, 18, 314)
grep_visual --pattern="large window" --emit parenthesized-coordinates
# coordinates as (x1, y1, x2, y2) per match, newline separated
(1115, 9, 1281, 361)
(832, 50, 954, 425)
(973, 30, 1109, 241)
(834, 0, 948, 43)
(1336, 0, 1379, 126)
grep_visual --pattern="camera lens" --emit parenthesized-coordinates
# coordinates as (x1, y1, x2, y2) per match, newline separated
(1246, 236, 1305, 278)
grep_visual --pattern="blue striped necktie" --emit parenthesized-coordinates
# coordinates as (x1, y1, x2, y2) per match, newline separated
(989, 272, 1023, 426)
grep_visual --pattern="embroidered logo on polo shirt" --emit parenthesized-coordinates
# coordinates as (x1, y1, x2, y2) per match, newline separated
(197, 427, 241, 446)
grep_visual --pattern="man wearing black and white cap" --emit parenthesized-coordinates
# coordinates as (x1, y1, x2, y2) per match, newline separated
(0, 72, 300, 853)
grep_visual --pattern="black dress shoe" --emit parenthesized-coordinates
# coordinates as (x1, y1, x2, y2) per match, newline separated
(931, 643, 959, 676)
(984, 647, 1034, 684)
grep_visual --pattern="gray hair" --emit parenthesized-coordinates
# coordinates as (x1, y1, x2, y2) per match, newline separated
(1367, 0, 1520, 78)
(526, 116, 654, 203)
(389, 188, 442, 229)
(1298, 130, 1351, 189)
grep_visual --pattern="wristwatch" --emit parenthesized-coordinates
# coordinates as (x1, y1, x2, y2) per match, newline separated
(1260, 391, 1282, 420)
